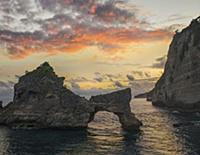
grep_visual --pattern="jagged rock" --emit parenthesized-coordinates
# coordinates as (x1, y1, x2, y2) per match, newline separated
(146, 90, 153, 101)
(134, 93, 147, 98)
(90, 88, 142, 131)
(134, 92, 151, 99)
(0, 62, 94, 129)
(133, 91, 152, 101)
(151, 16, 200, 110)
(0, 101, 3, 109)
(0, 62, 141, 131)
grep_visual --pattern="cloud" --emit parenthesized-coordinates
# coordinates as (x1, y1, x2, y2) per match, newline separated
(167, 14, 191, 22)
(114, 81, 124, 88)
(70, 81, 80, 89)
(66, 76, 90, 83)
(127, 74, 135, 81)
(93, 72, 124, 83)
(0, 81, 10, 88)
(72, 87, 114, 99)
(93, 72, 105, 82)
(165, 24, 186, 32)
(62, 69, 162, 98)
(0, 81, 14, 105)
(94, 77, 104, 82)
(0, 0, 173, 59)
(97, 61, 140, 67)
(152, 55, 167, 69)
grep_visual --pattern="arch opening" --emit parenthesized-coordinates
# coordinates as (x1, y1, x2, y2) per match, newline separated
(88, 111, 121, 130)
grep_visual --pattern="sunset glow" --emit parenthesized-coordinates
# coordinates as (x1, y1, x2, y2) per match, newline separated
(0, 0, 199, 102)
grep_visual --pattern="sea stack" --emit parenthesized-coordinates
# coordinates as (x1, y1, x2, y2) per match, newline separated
(0, 62, 141, 131)
(151, 16, 200, 110)
(90, 88, 142, 131)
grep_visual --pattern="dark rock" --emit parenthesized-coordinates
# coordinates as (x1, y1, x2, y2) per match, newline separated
(0, 62, 141, 131)
(0, 62, 94, 129)
(134, 91, 153, 101)
(90, 88, 142, 131)
(173, 122, 195, 128)
(146, 90, 153, 101)
(0, 101, 3, 109)
(151, 16, 200, 110)
(134, 92, 148, 98)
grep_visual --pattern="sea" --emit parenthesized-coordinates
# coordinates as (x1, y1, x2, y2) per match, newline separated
(0, 98, 200, 155)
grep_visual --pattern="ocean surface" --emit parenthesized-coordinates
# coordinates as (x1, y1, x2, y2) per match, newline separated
(0, 99, 200, 155)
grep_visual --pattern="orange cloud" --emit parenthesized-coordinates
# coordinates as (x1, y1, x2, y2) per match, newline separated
(1, 27, 173, 59)
(0, 0, 175, 59)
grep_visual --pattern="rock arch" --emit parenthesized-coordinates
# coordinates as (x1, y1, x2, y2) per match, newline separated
(88, 110, 121, 129)
(89, 88, 142, 131)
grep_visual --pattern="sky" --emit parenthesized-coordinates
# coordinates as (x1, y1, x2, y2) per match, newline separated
(0, 0, 199, 103)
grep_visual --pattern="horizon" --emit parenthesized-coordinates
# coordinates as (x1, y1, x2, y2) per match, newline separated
(0, 0, 199, 103)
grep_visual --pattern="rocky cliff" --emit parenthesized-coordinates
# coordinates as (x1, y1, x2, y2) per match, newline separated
(151, 16, 200, 110)
(0, 62, 141, 131)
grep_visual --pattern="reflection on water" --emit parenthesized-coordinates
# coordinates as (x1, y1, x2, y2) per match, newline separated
(0, 99, 200, 155)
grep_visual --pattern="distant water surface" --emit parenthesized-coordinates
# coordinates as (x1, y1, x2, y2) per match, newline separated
(0, 99, 200, 155)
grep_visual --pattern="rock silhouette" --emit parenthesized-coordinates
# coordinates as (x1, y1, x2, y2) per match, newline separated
(90, 89, 142, 131)
(0, 62, 141, 131)
(0, 101, 2, 109)
(151, 16, 200, 110)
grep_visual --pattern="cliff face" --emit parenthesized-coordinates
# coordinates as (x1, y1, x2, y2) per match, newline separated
(0, 62, 141, 131)
(152, 17, 200, 109)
